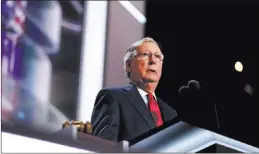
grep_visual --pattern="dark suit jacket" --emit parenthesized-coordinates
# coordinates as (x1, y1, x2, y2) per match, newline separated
(91, 83, 178, 142)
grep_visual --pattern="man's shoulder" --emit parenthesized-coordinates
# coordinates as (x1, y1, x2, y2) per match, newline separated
(98, 84, 132, 95)
(101, 85, 127, 92)
(94, 84, 133, 106)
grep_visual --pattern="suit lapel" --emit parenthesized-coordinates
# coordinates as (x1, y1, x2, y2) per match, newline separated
(122, 83, 156, 129)
(157, 98, 177, 122)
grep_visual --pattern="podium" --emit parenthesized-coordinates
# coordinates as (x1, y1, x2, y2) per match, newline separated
(3, 118, 259, 153)
(54, 118, 259, 153)
(129, 119, 259, 152)
(2, 121, 127, 153)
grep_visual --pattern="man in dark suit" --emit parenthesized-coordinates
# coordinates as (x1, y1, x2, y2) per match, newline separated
(91, 37, 178, 142)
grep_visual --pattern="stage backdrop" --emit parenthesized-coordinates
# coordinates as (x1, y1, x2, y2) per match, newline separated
(2, 0, 146, 134)
(1, 0, 85, 133)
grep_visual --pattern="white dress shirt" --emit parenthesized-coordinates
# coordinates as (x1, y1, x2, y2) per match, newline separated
(136, 87, 157, 107)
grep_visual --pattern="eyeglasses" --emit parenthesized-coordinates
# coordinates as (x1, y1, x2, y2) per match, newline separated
(134, 52, 164, 62)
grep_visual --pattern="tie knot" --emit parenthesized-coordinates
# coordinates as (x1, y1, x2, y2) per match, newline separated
(147, 93, 153, 97)
(147, 93, 155, 101)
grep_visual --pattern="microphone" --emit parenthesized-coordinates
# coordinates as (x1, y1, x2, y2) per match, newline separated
(179, 80, 221, 130)
(178, 86, 190, 99)
(188, 80, 201, 91)
(179, 80, 200, 98)
(188, 80, 201, 98)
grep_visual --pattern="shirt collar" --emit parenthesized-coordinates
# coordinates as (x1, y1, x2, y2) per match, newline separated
(129, 81, 157, 100)
(136, 86, 157, 101)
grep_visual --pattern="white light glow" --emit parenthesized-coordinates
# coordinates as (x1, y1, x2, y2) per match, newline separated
(2, 132, 91, 153)
(118, 1, 147, 24)
(77, 1, 108, 122)
(234, 61, 243, 72)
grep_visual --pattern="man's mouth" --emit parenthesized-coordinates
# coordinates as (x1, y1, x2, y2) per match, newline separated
(147, 69, 157, 74)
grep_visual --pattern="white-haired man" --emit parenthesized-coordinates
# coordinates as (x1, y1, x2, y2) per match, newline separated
(91, 37, 178, 142)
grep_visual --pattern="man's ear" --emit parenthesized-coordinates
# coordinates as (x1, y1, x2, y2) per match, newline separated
(126, 60, 131, 72)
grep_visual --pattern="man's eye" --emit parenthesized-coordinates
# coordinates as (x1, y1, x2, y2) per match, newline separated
(155, 55, 161, 59)
(143, 53, 149, 56)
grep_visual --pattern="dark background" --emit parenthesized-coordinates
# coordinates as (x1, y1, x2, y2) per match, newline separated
(145, 0, 258, 147)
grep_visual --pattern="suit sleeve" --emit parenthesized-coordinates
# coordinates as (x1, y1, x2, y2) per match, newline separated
(91, 89, 121, 142)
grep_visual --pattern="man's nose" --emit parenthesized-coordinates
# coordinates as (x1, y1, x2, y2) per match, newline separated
(148, 55, 156, 65)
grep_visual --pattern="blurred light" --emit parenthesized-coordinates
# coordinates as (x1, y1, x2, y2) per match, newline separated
(70, 1, 84, 14)
(244, 84, 254, 96)
(77, 1, 108, 122)
(2, 132, 91, 153)
(234, 61, 243, 72)
(15, 6, 26, 22)
(118, 1, 147, 24)
(17, 111, 25, 120)
(6, 1, 14, 7)
(26, 48, 52, 103)
(21, 1, 28, 7)
(2, 96, 13, 111)
(24, 1, 62, 53)
(61, 20, 82, 32)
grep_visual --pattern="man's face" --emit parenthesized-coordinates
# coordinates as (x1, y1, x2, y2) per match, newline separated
(127, 42, 163, 85)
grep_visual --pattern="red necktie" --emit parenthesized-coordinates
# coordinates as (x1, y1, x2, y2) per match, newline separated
(147, 93, 163, 127)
